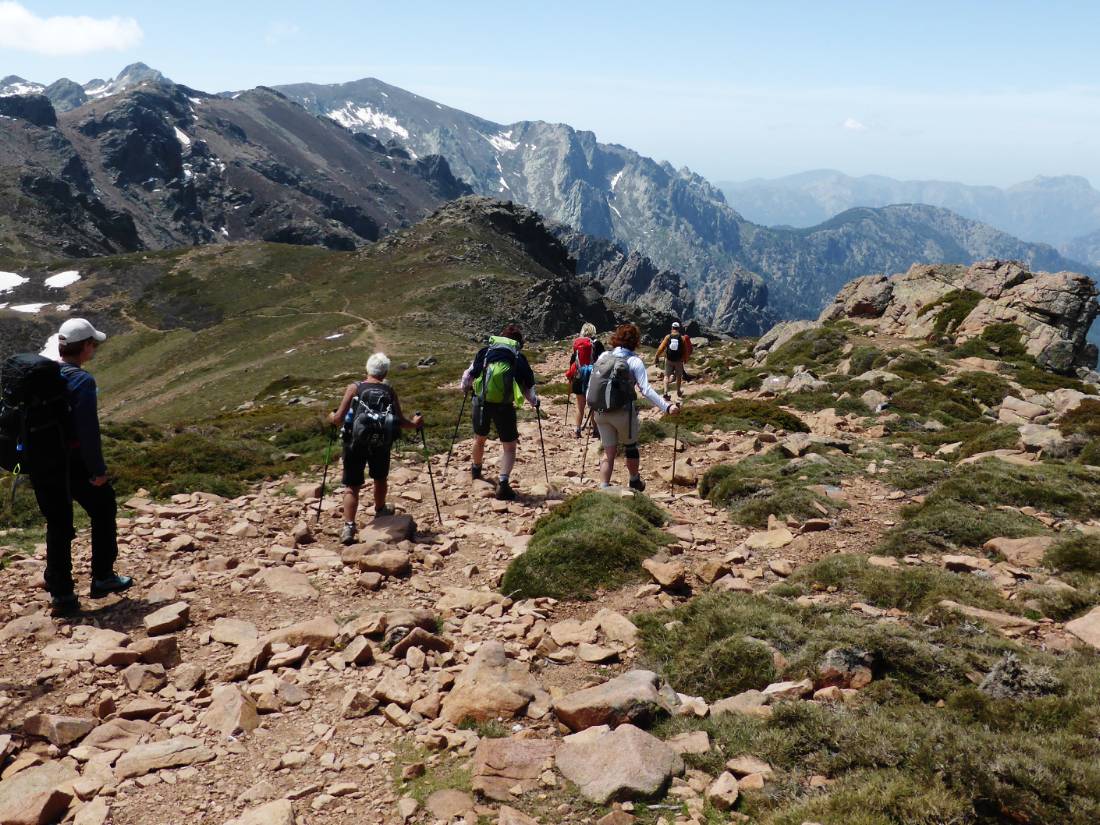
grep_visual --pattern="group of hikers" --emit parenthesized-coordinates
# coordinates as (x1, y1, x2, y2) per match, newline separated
(2, 316, 691, 613)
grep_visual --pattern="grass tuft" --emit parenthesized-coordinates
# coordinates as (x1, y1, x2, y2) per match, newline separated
(499, 491, 669, 600)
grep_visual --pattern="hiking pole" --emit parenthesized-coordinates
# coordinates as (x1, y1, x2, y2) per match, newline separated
(670, 404, 681, 495)
(444, 389, 469, 471)
(416, 413, 443, 526)
(580, 408, 594, 481)
(535, 402, 551, 486)
(316, 425, 337, 522)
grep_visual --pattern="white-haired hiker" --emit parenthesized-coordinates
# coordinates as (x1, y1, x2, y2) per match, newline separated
(565, 322, 604, 438)
(330, 353, 423, 545)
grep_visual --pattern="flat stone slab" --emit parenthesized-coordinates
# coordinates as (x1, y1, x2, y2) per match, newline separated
(555, 723, 684, 804)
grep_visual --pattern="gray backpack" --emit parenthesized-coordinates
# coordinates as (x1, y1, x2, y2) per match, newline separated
(586, 351, 636, 412)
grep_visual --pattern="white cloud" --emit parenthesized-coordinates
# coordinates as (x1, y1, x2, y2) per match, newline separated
(264, 21, 301, 47)
(0, 2, 142, 55)
(842, 117, 868, 132)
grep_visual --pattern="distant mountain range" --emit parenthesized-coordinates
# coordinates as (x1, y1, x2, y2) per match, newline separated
(0, 76, 469, 259)
(1, 62, 165, 112)
(274, 77, 1093, 326)
(1, 65, 1096, 348)
(720, 170, 1100, 265)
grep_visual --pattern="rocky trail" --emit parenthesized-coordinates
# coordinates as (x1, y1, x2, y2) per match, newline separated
(1, 343, 1098, 825)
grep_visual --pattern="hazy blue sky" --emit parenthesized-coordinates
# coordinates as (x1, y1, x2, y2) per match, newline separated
(3, 1, 1098, 186)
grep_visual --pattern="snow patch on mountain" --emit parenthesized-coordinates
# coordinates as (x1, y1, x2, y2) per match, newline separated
(12, 303, 47, 314)
(326, 103, 409, 139)
(0, 80, 45, 97)
(174, 126, 192, 149)
(483, 130, 518, 153)
(44, 271, 80, 288)
(0, 272, 28, 294)
(610, 169, 625, 191)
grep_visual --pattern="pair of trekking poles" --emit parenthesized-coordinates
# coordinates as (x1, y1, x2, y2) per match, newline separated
(441, 390, 550, 483)
(316, 411, 443, 526)
(576, 398, 683, 494)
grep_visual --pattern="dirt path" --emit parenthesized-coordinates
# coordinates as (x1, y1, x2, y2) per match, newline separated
(0, 347, 922, 825)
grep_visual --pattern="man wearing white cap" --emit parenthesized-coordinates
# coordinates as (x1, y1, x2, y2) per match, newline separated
(33, 318, 131, 614)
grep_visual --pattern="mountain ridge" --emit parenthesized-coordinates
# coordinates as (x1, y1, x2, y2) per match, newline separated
(720, 169, 1100, 261)
(272, 75, 1095, 327)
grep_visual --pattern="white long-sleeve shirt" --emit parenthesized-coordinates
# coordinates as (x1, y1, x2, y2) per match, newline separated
(612, 346, 671, 412)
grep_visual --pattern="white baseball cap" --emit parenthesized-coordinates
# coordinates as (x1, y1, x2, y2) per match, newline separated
(58, 318, 107, 344)
(671, 321, 681, 329)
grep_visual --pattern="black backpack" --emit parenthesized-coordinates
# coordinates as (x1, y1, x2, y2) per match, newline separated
(349, 383, 399, 451)
(0, 354, 70, 474)
(586, 351, 636, 412)
(665, 333, 684, 362)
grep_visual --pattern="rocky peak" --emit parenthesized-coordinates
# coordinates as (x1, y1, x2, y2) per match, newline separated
(820, 259, 1099, 373)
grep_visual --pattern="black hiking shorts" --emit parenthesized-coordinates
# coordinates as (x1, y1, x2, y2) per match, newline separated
(471, 399, 519, 442)
(342, 442, 391, 487)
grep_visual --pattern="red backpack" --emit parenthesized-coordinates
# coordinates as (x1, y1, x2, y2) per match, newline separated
(573, 336, 594, 367)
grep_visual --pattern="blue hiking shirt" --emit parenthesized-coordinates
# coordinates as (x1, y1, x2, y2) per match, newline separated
(61, 364, 107, 477)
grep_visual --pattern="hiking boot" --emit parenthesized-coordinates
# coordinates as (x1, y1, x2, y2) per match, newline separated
(628, 476, 646, 492)
(50, 592, 79, 616)
(375, 504, 395, 517)
(573, 427, 582, 439)
(470, 465, 482, 480)
(339, 522, 357, 546)
(495, 480, 517, 501)
(663, 393, 672, 402)
(90, 574, 133, 599)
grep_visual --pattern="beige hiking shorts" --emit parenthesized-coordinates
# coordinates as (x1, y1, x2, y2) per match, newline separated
(594, 407, 640, 448)
(664, 360, 685, 379)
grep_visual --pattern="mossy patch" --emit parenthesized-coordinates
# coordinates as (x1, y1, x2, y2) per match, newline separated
(875, 458, 1100, 556)
(699, 452, 853, 528)
(674, 399, 809, 434)
(766, 326, 850, 372)
(499, 491, 669, 600)
(636, 587, 1100, 823)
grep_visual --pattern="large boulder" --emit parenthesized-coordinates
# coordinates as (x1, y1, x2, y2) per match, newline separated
(553, 670, 668, 732)
(440, 641, 549, 724)
(0, 761, 78, 825)
(555, 724, 684, 804)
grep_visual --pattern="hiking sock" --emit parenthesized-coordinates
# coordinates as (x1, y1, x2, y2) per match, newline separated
(471, 464, 482, 480)
(499, 473, 510, 484)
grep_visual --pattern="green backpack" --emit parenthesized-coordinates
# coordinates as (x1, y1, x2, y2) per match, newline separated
(474, 336, 525, 406)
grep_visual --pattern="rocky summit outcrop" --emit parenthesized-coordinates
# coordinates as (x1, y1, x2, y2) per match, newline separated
(819, 259, 1099, 372)
(371, 196, 712, 343)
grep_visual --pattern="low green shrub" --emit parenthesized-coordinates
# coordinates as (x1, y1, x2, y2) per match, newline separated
(1044, 534, 1100, 574)
(699, 452, 852, 527)
(499, 492, 668, 600)
(918, 289, 983, 336)
(950, 371, 1012, 408)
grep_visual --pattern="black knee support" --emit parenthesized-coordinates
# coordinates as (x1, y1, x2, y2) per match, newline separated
(624, 444, 640, 460)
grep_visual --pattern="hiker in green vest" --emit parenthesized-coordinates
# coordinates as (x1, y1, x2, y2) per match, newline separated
(460, 323, 539, 501)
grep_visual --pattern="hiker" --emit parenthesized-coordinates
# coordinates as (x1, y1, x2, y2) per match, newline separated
(654, 321, 693, 398)
(30, 319, 131, 614)
(461, 323, 539, 501)
(588, 323, 679, 491)
(330, 352, 423, 545)
(565, 322, 604, 438)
